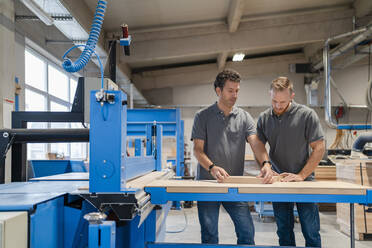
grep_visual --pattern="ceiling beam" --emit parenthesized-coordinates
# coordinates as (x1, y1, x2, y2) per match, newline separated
(118, 9, 353, 64)
(227, 0, 245, 33)
(133, 53, 306, 90)
(217, 52, 229, 71)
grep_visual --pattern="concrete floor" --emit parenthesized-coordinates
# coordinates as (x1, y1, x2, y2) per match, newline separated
(164, 205, 372, 247)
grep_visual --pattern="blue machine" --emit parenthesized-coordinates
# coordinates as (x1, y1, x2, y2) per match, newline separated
(0, 89, 183, 248)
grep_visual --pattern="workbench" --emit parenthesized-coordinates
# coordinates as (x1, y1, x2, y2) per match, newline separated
(145, 179, 372, 248)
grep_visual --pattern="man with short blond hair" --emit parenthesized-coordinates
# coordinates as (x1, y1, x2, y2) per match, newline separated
(270, 76, 294, 93)
(256, 76, 325, 247)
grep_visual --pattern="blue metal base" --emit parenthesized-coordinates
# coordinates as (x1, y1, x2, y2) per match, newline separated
(89, 221, 116, 248)
(145, 187, 372, 205)
(147, 243, 302, 248)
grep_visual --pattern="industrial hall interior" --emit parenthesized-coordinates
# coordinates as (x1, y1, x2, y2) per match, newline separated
(3, 0, 372, 248)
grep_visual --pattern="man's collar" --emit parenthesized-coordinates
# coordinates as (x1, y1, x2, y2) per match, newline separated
(214, 102, 239, 116)
(270, 101, 297, 116)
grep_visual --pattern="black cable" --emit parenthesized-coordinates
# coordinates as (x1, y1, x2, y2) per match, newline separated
(360, 162, 368, 234)
(2, 135, 15, 159)
(82, 122, 87, 128)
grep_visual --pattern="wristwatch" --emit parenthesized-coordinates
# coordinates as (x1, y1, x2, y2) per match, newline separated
(208, 163, 215, 173)
(262, 160, 272, 167)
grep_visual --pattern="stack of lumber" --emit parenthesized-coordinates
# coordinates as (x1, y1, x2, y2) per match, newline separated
(315, 165, 337, 181)
(336, 159, 372, 240)
(315, 165, 337, 211)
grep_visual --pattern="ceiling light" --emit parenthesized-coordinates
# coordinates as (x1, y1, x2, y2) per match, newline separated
(232, 53, 245, 62)
(20, 0, 54, 26)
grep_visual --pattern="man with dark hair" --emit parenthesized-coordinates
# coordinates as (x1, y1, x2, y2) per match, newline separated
(191, 69, 273, 245)
(256, 76, 325, 247)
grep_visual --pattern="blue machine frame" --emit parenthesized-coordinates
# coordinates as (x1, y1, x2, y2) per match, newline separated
(89, 90, 159, 192)
(89, 91, 184, 193)
(127, 108, 185, 177)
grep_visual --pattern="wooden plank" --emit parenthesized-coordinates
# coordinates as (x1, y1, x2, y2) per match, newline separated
(146, 180, 229, 193)
(221, 176, 282, 184)
(314, 166, 336, 180)
(146, 179, 370, 195)
(221, 176, 262, 184)
(126, 171, 172, 189)
(77, 171, 172, 191)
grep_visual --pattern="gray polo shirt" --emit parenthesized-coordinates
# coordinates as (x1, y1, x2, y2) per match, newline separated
(256, 101, 324, 180)
(191, 102, 256, 180)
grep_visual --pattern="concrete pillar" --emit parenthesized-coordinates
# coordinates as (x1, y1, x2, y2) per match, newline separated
(0, 0, 16, 126)
(0, 0, 21, 182)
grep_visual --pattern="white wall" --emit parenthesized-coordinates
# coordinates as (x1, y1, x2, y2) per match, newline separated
(176, 68, 372, 176)
(173, 73, 306, 106)
(330, 64, 370, 105)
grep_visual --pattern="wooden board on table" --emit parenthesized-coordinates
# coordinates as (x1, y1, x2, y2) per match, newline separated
(77, 171, 172, 191)
(126, 171, 172, 189)
(221, 176, 282, 184)
(145, 179, 369, 195)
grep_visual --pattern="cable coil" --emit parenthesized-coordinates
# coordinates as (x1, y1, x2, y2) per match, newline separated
(62, 0, 107, 74)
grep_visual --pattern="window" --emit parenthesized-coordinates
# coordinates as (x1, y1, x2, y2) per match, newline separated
(25, 51, 46, 91)
(25, 89, 46, 111)
(48, 65, 69, 101)
(25, 48, 87, 160)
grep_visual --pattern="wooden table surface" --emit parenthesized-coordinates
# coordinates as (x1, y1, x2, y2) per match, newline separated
(145, 176, 370, 195)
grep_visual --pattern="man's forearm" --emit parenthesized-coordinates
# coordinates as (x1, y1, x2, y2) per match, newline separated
(254, 145, 270, 167)
(299, 142, 325, 179)
(249, 135, 270, 167)
(194, 150, 214, 171)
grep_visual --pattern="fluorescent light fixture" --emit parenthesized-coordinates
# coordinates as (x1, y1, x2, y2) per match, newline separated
(232, 53, 245, 62)
(20, 0, 54, 26)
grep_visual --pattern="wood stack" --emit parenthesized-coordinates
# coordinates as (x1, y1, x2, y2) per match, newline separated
(314, 166, 337, 181)
(315, 165, 337, 211)
(336, 159, 372, 240)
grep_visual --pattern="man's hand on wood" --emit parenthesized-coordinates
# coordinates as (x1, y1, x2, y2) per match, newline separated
(210, 166, 229, 182)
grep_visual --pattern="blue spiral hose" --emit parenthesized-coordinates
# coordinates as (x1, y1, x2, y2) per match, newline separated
(62, 0, 107, 76)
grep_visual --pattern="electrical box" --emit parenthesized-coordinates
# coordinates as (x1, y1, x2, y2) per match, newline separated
(0, 212, 27, 248)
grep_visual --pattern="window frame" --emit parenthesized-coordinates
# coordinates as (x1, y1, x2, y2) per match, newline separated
(25, 47, 87, 160)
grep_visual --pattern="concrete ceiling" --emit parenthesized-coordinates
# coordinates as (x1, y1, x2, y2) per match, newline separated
(15, 0, 372, 105)
(84, 0, 231, 31)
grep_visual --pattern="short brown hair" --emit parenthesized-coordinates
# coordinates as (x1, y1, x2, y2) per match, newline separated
(270, 77, 294, 93)
(214, 69, 241, 90)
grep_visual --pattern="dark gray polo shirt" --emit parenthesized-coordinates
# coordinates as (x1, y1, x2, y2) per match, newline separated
(191, 102, 256, 180)
(256, 101, 324, 180)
